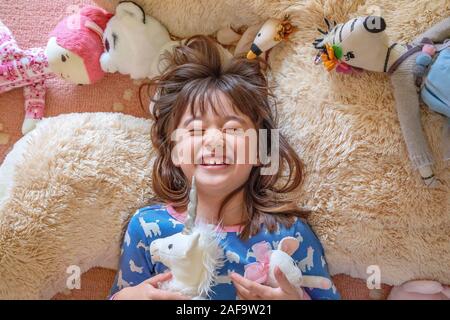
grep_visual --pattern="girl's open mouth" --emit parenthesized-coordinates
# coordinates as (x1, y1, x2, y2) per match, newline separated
(199, 155, 232, 168)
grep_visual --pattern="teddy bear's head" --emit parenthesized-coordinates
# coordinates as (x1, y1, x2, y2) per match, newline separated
(99, 1, 172, 80)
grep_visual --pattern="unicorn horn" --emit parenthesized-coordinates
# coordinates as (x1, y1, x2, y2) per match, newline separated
(182, 176, 197, 234)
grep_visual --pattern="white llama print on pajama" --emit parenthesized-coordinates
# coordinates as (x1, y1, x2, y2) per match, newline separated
(321, 255, 326, 268)
(139, 217, 161, 237)
(215, 269, 236, 285)
(225, 250, 240, 264)
(137, 240, 150, 252)
(124, 230, 131, 247)
(298, 246, 315, 272)
(294, 231, 303, 243)
(129, 259, 143, 274)
(168, 218, 183, 228)
(117, 270, 132, 290)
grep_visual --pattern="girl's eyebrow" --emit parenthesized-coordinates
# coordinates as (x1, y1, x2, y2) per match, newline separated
(183, 116, 202, 127)
(223, 116, 246, 124)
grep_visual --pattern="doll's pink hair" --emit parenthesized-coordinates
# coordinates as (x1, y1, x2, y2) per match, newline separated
(50, 6, 113, 83)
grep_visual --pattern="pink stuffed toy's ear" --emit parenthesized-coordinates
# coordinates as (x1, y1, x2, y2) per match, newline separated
(278, 237, 299, 256)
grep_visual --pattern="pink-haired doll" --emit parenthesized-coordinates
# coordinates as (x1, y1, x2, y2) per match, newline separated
(45, 5, 113, 85)
(0, 6, 111, 134)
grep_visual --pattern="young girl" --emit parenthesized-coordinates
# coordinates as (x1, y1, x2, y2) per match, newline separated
(109, 36, 340, 300)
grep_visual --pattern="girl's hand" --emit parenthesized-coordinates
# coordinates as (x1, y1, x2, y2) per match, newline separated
(230, 267, 311, 300)
(112, 272, 189, 300)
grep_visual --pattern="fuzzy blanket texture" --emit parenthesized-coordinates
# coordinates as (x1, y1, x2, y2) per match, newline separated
(0, 0, 449, 299)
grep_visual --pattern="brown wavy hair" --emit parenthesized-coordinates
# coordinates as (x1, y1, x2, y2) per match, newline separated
(140, 35, 308, 239)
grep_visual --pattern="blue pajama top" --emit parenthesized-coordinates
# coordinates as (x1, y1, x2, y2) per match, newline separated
(110, 204, 340, 300)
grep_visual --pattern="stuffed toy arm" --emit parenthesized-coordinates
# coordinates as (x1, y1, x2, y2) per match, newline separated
(412, 17, 450, 45)
(291, 224, 340, 300)
(391, 58, 439, 186)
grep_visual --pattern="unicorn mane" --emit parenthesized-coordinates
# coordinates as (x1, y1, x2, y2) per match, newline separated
(193, 222, 226, 298)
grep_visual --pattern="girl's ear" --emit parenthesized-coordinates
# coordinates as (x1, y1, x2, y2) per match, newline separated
(278, 237, 299, 256)
(116, 1, 146, 24)
(170, 138, 185, 168)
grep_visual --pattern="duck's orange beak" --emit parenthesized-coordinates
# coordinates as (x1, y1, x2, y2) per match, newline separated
(247, 50, 258, 60)
(247, 43, 262, 60)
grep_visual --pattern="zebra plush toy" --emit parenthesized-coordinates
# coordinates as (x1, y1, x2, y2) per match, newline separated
(314, 16, 450, 187)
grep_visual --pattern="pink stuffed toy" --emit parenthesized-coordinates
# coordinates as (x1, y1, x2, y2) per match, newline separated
(0, 6, 112, 135)
(0, 20, 53, 134)
(45, 5, 113, 85)
(388, 280, 450, 300)
(244, 238, 332, 299)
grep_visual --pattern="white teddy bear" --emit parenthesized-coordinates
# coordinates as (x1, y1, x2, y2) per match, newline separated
(100, 1, 178, 79)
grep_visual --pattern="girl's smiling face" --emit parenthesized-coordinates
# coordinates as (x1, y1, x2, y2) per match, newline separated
(174, 91, 258, 196)
(149, 35, 306, 239)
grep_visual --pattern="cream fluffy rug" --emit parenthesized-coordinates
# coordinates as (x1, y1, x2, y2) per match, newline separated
(0, 113, 154, 299)
(0, 0, 449, 299)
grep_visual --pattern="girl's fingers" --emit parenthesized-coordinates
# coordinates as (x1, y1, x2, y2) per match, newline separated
(145, 283, 189, 300)
(152, 290, 189, 300)
(231, 273, 275, 299)
(233, 281, 260, 300)
(146, 272, 172, 287)
(274, 267, 299, 296)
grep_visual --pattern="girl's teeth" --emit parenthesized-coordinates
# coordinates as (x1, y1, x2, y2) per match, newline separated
(204, 159, 225, 165)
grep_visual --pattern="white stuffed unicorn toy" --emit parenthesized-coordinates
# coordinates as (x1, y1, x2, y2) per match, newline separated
(149, 177, 225, 299)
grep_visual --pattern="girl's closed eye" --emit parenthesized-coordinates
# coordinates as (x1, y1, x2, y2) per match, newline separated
(188, 128, 204, 136)
(223, 124, 244, 135)
(185, 121, 204, 136)
(223, 118, 247, 135)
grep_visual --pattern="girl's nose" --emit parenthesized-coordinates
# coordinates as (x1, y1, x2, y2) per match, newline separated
(203, 129, 224, 151)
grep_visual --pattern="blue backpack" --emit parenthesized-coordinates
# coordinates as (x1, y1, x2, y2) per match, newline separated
(421, 47, 450, 118)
